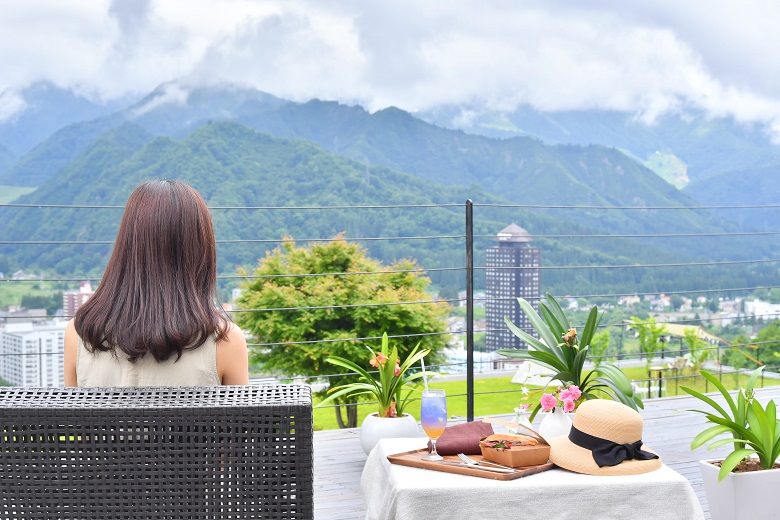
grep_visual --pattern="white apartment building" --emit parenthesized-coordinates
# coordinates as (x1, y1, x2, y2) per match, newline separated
(0, 320, 66, 387)
(744, 299, 780, 321)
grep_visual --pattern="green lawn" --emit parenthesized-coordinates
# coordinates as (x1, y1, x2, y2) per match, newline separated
(313, 366, 780, 431)
(0, 185, 36, 204)
(0, 281, 63, 308)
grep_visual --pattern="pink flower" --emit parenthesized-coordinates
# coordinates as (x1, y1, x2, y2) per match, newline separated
(563, 399, 576, 413)
(370, 352, 388, 367)
(540, 393, 558, 412)
(567, 385, 582, 401)
(394, 363, 401, 377)
(560, 388, 573, 401)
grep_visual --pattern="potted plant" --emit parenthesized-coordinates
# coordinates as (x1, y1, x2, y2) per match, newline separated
(498, 293, 641, 420)
(681, 367, 780, 520)
(536, 384, 582, 439)
(318, 333, 430, 454)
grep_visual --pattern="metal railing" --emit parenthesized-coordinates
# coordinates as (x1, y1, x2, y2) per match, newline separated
(2, 199, 780, 423)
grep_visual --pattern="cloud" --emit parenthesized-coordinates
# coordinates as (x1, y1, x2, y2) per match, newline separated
(129, 82, 189, 118)
(108, 0, 152, 54)
(193, 4, 364, 103)
(2, 0, 780, 136)
(0, 91, 27, 123)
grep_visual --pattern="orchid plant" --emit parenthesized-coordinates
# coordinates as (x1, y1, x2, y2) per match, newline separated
(318, 333, 430, 418)
(499, 293, 641, 420)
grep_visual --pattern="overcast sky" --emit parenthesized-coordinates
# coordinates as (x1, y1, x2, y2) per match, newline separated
(2, 0, 780, 134)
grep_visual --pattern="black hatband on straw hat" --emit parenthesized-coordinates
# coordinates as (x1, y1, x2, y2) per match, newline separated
(568, 426, 659, 468)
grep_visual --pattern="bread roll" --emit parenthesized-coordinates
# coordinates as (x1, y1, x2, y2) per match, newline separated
(480, 433, 538, 448)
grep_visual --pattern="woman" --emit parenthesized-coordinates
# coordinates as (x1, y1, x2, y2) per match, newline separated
(64, 179, 248, 386)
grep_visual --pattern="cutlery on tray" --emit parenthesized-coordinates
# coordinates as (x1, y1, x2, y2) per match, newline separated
(436, 459, 515, 473)
(457, 453, 516, 471)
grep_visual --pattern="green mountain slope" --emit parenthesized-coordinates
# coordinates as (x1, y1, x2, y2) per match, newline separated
(0, 117, 124, 187)
(1, 88, 727, 244)
(418, 105, 780, 182)
(1, 122, 776, 298)
(0, 143, 14, 177)
(685, 163, 780, 231)
(0, 82, 122, 157)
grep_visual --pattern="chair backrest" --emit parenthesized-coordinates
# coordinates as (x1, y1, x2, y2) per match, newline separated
(0, 385, 313, 519)
(671, 356, 688, 371)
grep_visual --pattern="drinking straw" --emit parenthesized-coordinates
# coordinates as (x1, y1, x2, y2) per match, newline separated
(420, 357, 429, 392)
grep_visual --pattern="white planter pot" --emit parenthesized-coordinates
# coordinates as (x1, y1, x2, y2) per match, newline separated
(359, 412, 419, 455)
(538, 409, 573, 441)
(699, 459, 780, 520)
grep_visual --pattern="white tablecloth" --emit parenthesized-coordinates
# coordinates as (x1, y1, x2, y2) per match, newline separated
(361, 438, 704, 520)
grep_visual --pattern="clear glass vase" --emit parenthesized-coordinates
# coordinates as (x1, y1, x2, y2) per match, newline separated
(508, 406, 533, 434)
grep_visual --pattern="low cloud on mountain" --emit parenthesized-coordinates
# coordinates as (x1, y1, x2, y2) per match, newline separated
(3, 1, 780, 139)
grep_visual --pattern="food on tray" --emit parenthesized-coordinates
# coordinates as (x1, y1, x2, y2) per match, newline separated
(479, 433, 539, 450)
(479, 433, 551, 467)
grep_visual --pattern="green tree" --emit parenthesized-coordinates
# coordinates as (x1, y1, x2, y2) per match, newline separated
(682, 328, 709, 374)
(753, 320, 780, 365)
(628, 317, 668, 367)
(234, 236, 449, 428)
(721, 334, 755, 373)
(20, 292, 63, 315)
(589, 330, 611, 367)
(669, 294, 684, 311)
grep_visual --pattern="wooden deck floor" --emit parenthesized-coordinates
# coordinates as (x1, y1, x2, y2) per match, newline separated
(313, 385, 780, 520)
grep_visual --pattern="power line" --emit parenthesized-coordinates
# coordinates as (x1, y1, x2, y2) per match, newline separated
(4, 230, 778, 246)
(477, 258, 780, 270)
(474, 231, 780, 239)
(5, 201, 780, 210)
(4, 285, 778, 319)
(0, 202, 463, 210)
(474, 202, 780, 210)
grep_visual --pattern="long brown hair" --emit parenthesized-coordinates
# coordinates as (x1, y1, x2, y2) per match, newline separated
(75, 179, 229, 361)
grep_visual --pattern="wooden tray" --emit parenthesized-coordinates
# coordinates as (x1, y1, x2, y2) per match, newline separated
(387, 449, 555, 480)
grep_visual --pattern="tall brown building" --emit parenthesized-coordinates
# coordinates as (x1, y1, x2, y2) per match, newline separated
(63, 281, 94, 318)
(485, 224, 541, 351)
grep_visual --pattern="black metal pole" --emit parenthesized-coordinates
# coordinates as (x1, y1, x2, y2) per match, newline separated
(466, 200, 474, 422)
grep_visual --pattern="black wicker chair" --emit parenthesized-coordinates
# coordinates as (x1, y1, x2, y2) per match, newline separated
(0, 385, 313, 519)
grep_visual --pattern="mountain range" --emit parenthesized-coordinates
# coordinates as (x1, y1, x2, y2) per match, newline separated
(0, 81, 778, 297)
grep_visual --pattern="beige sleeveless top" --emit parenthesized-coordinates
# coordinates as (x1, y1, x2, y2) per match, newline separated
(76, 334, 221, 387)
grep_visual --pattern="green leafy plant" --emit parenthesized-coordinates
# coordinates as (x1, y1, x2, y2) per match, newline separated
(317, 333, 430, 418)
(498, 293, 641, 420)
(682, 367, 780, 482)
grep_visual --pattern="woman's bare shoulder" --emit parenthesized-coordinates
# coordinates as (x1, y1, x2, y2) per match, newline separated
(216, 322, 249, 385)
(219, 322, 247, 347)
(65, 318, 77, 341)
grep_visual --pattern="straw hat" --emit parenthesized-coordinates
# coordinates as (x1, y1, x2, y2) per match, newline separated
(548, 399, 661, 476)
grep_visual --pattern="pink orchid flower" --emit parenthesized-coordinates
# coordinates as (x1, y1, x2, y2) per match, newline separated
(563, 399, 576, 413)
